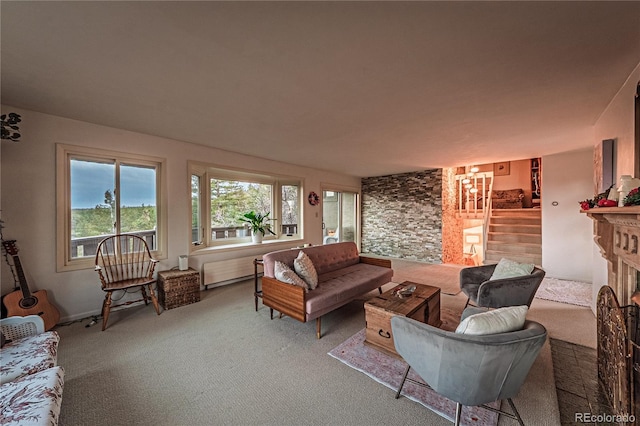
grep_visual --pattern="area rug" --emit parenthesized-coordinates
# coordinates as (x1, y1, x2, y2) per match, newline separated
(535, 277, 592, 307)
(328, 328, 499, 426)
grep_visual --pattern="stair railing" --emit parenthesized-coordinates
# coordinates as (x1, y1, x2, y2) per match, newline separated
(482, 179, 494, 262)
(457, 171, 493, 219)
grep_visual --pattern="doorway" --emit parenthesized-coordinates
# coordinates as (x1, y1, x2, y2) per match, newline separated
(322, 190, 358, 245)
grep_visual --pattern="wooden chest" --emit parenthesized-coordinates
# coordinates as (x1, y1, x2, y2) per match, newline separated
(364, 282, 441, 357)
(157, 268, 201, 310)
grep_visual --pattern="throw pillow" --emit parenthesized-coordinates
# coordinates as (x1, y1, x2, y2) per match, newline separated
(489, 258, 535, 280)
(294, 251, 318, 290)
(274, 261, 307, 290)
(455, 305, 528, 335)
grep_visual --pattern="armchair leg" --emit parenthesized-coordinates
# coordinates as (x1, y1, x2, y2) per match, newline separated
(507, 398, 524, 426)
(454, 403, 462, 426)
(378, 287, 383, 294)
(395, 364, 411, 399)
(480, 398, 525, 425)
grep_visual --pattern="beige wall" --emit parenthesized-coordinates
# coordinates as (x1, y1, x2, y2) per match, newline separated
(590, 62, 640, 309)
(595, 62, 640, 179)
(0, 106, 360, 322)
(492, 159, 536, 207)
(541, 148, 595, 283)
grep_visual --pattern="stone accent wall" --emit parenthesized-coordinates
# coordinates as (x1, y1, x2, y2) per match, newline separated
(362, 169, 442, 262)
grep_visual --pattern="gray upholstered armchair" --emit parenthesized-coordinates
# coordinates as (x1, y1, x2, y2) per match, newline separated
(460, 264, 545, 309)
(391, 310, 547, 426)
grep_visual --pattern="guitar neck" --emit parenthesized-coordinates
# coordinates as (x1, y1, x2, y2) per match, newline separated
(11, 255, 32, 299)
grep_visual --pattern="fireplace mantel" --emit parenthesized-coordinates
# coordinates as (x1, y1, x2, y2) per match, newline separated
(584, 206, 640, 302)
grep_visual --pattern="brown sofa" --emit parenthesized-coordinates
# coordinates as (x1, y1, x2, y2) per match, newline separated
(261, 242, 393, 338)
(492, 188, 524, 209)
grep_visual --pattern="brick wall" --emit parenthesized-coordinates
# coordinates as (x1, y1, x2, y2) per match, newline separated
(361, 169, 442, 262)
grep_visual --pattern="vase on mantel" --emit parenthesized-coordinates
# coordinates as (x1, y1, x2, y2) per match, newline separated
(618, 175, 640, 207)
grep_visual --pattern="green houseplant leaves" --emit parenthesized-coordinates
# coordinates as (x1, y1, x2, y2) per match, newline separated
(239, 211, 276, 236)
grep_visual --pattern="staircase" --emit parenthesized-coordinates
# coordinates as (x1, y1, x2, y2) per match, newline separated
(485, 209, 542, 266)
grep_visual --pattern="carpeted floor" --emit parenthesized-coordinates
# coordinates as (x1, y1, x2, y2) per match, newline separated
(328, 329, 499, 426)
(388, 257, 594, 307)
(53, 257, 597, 425)
(390, 259, 463, 295)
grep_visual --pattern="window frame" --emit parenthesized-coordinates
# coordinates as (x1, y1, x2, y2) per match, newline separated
(56, 144, 167, 272)
(189, 161, 303, 251)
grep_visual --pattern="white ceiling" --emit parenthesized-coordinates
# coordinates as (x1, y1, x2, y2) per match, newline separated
(2, 1, 639, 177)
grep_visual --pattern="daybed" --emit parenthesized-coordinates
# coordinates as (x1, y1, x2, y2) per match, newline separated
(261, 242, 393, 338)
(0, 315, 64, 426)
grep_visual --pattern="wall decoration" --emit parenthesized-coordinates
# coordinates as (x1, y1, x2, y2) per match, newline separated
(493, 161, 510, 176)
(1, 112, 21, 141)
(308, 191, 319, 206)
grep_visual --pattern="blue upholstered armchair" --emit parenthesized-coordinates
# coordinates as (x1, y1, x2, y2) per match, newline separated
(391, 311, 547, 425)
(460, 264, 545, 309)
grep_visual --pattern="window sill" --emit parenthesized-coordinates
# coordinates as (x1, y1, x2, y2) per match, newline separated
(190, 238, 305, 256)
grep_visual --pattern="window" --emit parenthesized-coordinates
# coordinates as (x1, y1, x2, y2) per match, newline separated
(190, 162, 302, 248)
(57, 144, 166, 271)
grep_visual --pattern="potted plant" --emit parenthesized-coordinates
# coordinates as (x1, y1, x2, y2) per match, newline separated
(239, 211, 275, 243)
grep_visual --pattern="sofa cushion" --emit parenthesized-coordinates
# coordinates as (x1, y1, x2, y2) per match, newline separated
(274, 261, 307, 290)
(294, 251, 318, 289)
(305, 263, 393, 321)
(455, 305, 528, 335)
(490, 258, 535, 280)
(0, 331, 59, 384)
(0, 366, 64, 426)
(262, 242, 360, 278)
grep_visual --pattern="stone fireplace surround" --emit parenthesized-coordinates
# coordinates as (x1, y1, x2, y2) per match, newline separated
(585, 206, 640, 419)
(585, 206, 640, 303)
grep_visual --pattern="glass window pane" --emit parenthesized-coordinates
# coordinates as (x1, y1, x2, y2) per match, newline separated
(210, 178, 272, 240)
(120, 164, 157, 250)
(282, 185, 299, 235)
(191, 175, 201, 244)
(70, 158, 115, 258)
(341, 192, 357, 243)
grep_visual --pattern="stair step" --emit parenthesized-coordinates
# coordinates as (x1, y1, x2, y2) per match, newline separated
(484, 250, 542, 266)
(486, 241, 542, 254)
(491, 216, 541, 225)
(489, 224, 541, 234)
(485, 207, 542, 266)
(492, 208, 541, 216)
(488, 232, 542, 244)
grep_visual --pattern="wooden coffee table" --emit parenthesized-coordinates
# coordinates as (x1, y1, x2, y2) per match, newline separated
(364, 282, 441, 357)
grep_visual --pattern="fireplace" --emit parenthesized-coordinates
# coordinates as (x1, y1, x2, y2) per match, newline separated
(586, 206, 640, 418)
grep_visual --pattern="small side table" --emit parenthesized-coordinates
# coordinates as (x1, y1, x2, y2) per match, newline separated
(254, 258, 263, 311)
(157, 268, 201, 310)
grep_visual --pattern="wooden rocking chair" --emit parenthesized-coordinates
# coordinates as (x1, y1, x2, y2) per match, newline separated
(94, 234, 161, 330)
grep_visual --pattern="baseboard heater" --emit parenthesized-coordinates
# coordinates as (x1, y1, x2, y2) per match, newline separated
(202, 255, 260, 290)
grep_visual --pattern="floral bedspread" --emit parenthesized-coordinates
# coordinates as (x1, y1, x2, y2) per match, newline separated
(0, 366, 64, 426)
(0, 331, 59, 384)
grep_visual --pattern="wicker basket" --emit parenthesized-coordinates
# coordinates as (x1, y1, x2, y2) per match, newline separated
(157, 268, 201, 310)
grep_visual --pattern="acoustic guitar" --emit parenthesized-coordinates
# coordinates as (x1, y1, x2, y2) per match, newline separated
(2, 240, 60, 331)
